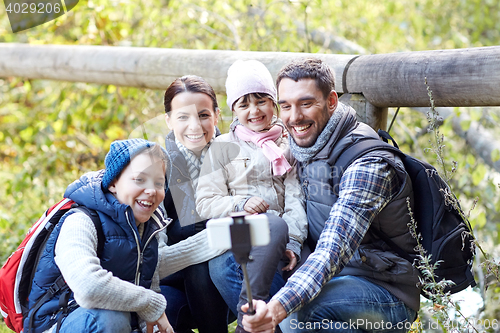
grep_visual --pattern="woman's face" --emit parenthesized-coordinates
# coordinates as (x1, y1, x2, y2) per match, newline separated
(166, 92, 219, 154)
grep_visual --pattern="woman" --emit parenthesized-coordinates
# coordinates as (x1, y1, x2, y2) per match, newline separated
(161, 75, 231, 333)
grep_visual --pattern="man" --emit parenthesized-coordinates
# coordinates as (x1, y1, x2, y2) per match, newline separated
(241, 58, 420, 332)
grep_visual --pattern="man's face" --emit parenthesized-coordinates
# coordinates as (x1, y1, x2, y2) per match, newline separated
(278, 78, 338, 148)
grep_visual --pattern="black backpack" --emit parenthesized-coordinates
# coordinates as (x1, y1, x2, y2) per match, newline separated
(334, 129, 476, 297)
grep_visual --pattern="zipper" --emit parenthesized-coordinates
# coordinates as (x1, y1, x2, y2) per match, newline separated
(302, 179, 309, 199)
(125, 210, 142, 285)
(138, 214, 167, 283)
(143, 212, 168, 249)
(173, 163, 190, 182)
(126, 209, 168, 285)
(137, 253, 144, 284)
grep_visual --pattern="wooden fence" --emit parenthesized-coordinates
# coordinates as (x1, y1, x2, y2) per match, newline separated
(1, 43, 499, 132)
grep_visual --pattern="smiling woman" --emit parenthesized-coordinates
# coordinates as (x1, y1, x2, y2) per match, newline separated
(160, 75, 231, 333)
(166, 91, 219, 156)
(164, 76, 220, 155)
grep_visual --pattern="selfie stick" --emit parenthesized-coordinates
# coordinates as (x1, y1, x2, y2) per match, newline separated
(229, 214, 256, 315)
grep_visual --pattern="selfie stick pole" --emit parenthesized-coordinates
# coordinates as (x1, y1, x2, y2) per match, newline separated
(240, 263, 254, 314)
(229, 214, 256, 315)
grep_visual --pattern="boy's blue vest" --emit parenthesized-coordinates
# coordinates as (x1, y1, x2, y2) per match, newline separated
(24, 171, 165, 333)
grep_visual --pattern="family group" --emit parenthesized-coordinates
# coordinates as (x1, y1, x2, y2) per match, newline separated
(26, 58, 419, 333)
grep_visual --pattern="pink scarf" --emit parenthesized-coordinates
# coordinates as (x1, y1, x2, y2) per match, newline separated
(234, 125, 292, 176)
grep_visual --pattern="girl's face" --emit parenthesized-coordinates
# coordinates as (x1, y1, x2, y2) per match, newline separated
(233, 94, 275, 132)
(166, 92, 219, 154)
(109, 153, 166, 225)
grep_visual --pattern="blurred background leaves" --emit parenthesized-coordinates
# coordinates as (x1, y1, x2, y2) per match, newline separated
(1, 0, 499, 326)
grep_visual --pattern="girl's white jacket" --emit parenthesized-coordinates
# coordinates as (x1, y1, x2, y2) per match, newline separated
(195, 125, 308, 254)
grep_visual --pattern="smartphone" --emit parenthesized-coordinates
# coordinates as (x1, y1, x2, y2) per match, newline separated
(206, 214, 270, 250)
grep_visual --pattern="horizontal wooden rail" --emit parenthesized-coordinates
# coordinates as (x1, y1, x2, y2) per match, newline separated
(345, 46, 500, 107)
(1, 43, 499, 108)
(0, 43, 354, 95)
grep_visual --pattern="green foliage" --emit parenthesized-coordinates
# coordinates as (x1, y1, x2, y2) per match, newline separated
(0, 322, 11, 333)
(0, 76, 165, 261)
(1, 0, 500, 52)
(1, 0, 500, 330)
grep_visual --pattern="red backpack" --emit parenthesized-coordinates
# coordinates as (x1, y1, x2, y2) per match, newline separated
(0, 198, 102, 333)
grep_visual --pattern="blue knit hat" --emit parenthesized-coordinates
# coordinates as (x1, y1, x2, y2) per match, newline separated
(101, 139, 156, 190)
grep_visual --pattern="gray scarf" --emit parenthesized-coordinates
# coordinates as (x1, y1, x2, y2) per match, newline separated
(290, 104, 347, 163)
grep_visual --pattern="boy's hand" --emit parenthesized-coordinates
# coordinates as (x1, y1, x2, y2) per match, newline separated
(147, 313, 173, 333)
(244, 197, 269, 214)
(282, 250, 297, 271)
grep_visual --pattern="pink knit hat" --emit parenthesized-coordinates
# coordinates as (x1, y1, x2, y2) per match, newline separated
(225, 60, 277, 110)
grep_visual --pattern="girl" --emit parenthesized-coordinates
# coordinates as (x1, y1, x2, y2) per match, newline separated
(196, 60, 308, 332)
(161, 75, 230, 333)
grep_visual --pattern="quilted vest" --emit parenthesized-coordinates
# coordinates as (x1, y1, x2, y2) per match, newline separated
(25, 207, 163, 333)
(298, 107, 421, 310)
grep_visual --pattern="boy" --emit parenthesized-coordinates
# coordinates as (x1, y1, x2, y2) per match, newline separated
(25, 139, 172, 333)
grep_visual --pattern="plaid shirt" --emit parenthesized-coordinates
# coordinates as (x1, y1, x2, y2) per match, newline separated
(272, 155, 401, 314)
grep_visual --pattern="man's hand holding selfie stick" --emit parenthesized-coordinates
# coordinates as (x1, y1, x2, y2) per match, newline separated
(207, 212, 284, 331)
(241, 299, 287, 333)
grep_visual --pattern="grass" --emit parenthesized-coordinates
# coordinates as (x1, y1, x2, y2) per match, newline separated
(0, 321, 11, 333)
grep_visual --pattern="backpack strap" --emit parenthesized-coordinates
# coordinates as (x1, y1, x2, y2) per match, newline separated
(27, 276, 69, 333)
(71, 204, 105, 257)
(55, 288, 71, 333)
(27, 205, 103, 333)
(334, 130, 404, 172)
(334, 136, 404, 176)
(333, 132, 413, 263)
(335, 139, 392, 172)
(377, 129, 400, 149)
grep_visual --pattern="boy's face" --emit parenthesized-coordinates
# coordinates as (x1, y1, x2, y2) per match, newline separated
(109, 152, 165, 224)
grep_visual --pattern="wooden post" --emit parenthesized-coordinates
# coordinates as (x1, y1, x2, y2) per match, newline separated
(339, 93, 388, 131)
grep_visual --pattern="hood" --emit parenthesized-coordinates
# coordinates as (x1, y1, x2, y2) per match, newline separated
(64, 170, 127, 222)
